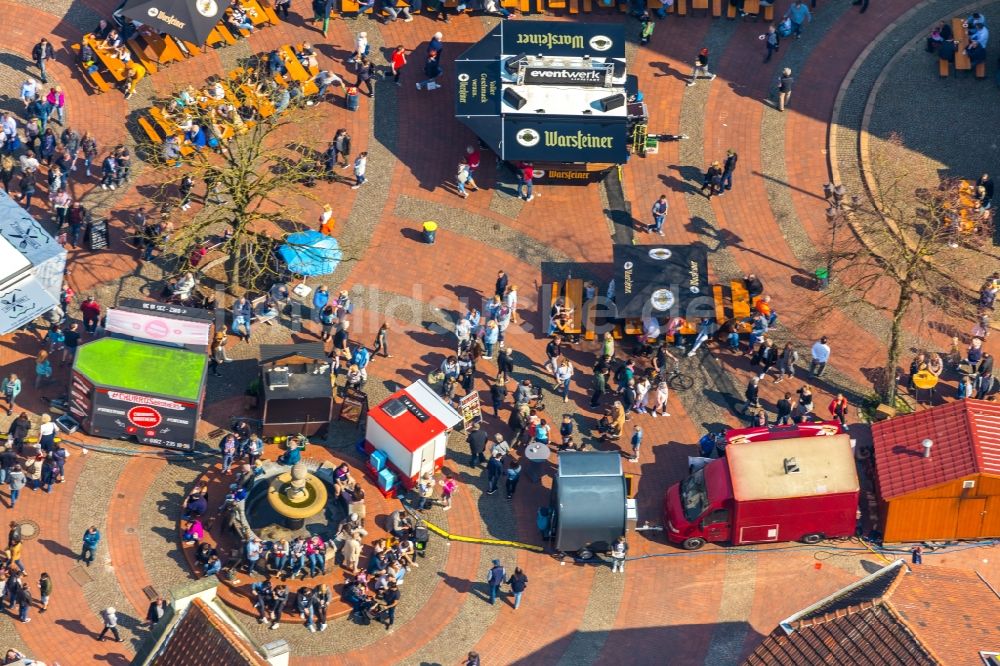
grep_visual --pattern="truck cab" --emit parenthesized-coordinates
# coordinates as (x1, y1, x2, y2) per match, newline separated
(665, 457, 734, 550)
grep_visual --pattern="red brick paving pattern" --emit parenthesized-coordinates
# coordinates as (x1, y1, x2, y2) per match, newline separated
(4, 1, 1000, 664)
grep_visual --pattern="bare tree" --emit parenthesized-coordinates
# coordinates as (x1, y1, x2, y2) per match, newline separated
(820, 133, 980, 405)
(138, 68, 344, 295)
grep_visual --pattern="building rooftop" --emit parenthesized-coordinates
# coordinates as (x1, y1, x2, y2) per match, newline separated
(744, 561, 1000, 666)
(871, 399, 1000, 499)
(150, 598, 270, 666)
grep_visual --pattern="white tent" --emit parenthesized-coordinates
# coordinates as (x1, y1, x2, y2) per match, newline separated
(0, 191, 67, 334)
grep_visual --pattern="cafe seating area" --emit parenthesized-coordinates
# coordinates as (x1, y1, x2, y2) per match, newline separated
(73, 0, 280, 95)
(138, 44, 323, 155)
(332, 0, 773, 19)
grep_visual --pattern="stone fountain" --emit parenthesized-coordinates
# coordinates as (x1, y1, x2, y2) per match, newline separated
(266, 460, 329, 530)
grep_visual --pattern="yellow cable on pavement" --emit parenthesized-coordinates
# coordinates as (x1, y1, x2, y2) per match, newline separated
(419, 517, 544, 552)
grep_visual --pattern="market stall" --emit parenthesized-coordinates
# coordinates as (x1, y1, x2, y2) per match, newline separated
(455, 21, 638, 184)
(70, 337, 207, 451)
(0, 191, 67, 334)
(258, 343, 335, 437)
(364, 380, 462, 492)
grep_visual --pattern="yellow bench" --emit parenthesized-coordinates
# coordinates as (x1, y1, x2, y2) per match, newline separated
(564, 278, 584, 335)
(713, 285, 725, 325)
(940, 58, 951, 77)
(731, 280, 751, 320)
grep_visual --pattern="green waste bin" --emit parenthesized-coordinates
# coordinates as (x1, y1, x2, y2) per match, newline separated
(815, 267, 829, 289)
(422, 221, 438, 244)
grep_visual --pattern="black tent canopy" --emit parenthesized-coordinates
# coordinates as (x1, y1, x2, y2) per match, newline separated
(455, 21, 631, 166)
(120, 0, 226, 46)
(612, 243, 712, 320)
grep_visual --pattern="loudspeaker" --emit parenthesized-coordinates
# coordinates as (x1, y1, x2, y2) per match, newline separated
(504, 54, 528, 75)
(598, 93, 625, 112)
(503, 88, 527, 110)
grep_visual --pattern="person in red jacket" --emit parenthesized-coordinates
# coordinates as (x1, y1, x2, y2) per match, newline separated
(828, 393, 849, 427)
(80, 296, 101, 334)
(390, 46, 407, 85)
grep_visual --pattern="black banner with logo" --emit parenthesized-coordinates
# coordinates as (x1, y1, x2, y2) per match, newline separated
(500, 23, 625, 58)
(502, 117, 627, 164)
(612, 244, 711, 320)
(455, 59, 501, 117)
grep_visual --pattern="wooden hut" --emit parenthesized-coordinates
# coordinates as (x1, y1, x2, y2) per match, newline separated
(870, 399, 1000, 542)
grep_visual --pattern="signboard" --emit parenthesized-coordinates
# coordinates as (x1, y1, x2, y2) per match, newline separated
(456, 59, 501, 117)
(459, 392, 482, 430)
(0, 278, 59, 334)
(119, 298, 215, 321)
(339, 388, 368, 424)
(87, 386, 199, 451)
(503, 117, 627, 164)
(500, 23, 626, 58)
(533, 167, 611, 184)
(106, 307, 212, 347)
(523, 67, 605, 87)
(86, 219, 109, 250)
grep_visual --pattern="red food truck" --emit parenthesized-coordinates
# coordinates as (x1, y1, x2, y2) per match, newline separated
(664, 431, 859, 550)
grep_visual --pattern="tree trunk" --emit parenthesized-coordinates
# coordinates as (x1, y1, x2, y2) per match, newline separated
(882, 283, 913, 406)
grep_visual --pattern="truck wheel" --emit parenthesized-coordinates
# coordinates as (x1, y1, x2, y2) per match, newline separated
(578, 548, 594, 560)
(682, 537, 706, 550)
(801, 533, 824, 545)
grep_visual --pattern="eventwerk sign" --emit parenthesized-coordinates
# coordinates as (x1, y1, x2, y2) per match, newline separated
(523, 67, 604, 86)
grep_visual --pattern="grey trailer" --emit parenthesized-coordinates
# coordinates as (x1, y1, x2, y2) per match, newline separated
(550, 451, 626, 556)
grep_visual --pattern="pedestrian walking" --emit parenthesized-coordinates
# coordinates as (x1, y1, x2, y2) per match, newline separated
(7, 466, 26, 508)
(31, 38, 54, 84)
(140, 597, 167, 627)
(17, 584, 31, 623)
(372, 323, 391, 358)
(764, 25, 780, 63)
(505, 459, 521, 500)
(81, 526, 100, 566)
(720, 149, 738, 193)
(809, 336, 830, 376)
(81, 295, 102, 334)
(829, 393, 849, 427)
(351, 152, 368, 189)
(439, 473, 457, 511)
(910, 546, 922, 564)
(777, 68, 794, 112)
(701, 161, 723, 197)
(38, 572, 52, 613)
(1, 374, 20, 416)
(686, 47, 716, 86)
(416, 472, 435, 510)
(774, 342, 798, 383)
(741, 376, 761, 414)
(467, 423, 487, 468)
(485, 453, 503, 495)
(390, 46, 407, 85)
(784, 0, 811, 38)
(650, 194, 668, 235)
(630, 425, 642, 462)
(517, 161, 534, 201)
(507, 567, 528, 608)
(610, 535, 628, 573)
(555, 358, 574, 402)
(98, 607, 124, 642)
(486, 559, 506, 604)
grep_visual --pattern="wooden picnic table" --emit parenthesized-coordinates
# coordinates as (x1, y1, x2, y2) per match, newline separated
(84, 34, 127, 81)
(953, 18, 971, 70)
(137, 26, 186, 65)
(280, 46, 312, 83)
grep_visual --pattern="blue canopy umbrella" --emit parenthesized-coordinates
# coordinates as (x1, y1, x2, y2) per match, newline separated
(278, 231, 342, 276)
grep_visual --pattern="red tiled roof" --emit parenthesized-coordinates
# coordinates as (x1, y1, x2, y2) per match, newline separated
(150, 598, 269, 666)
(743, 562, 1000, 666)
(870, 399, 1000, 499)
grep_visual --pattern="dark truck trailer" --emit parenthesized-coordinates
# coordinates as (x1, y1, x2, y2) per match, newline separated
(549, 451, 626, 556)
(664, 433, 859, 550)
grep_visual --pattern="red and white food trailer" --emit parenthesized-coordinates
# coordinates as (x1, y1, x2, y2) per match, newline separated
(365, 380, 462, 490)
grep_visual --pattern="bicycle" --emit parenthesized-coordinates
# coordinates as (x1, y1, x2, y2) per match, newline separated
(666, 360, 694, 392)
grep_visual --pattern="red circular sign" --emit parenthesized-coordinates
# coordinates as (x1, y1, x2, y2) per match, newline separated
(127, 406, 162, 429)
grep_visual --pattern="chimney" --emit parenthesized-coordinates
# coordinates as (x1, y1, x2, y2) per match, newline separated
(922, 439, 933, 458)
(783, 457, 800, 474)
